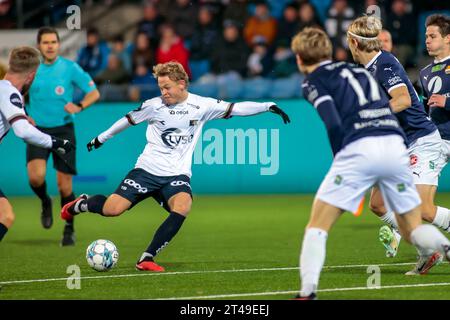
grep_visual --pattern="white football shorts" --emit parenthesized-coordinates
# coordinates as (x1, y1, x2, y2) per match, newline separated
(407, 130, 447, 186)
(316, 134, 421, 215)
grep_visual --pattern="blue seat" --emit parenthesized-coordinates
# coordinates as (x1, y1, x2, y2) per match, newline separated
(189, 60, 210, 82)
(189, 82, 219, 97)
(270, 77, 299, 99)
(241, 78, 272, 99)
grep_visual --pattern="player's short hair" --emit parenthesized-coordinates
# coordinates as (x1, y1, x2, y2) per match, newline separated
(426, 14, 450, 37)
(347, 15, 382, 53)
(8, 46, 40, 74)
(153, 61, 189, 86)
(37, 26, 60, 43)
(291, 27, 332, 66)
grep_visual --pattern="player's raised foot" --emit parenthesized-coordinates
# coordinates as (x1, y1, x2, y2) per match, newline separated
(41, 197, 53, 229)
(136, 257, 165, 272)
(61, 194, 88, 221)
(379, 225, 400, 258)
(405, 251, 443, 275)
(293, 293, 317, 300)
(60, 224, 75, 246)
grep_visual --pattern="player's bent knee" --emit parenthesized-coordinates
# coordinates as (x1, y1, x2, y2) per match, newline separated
(369, 202, 386, 216)
(29, 174, 45, 187)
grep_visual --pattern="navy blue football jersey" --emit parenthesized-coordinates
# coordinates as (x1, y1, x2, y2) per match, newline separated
(420, 55, 450, 141)
(366, 51, 436, 145)
(302, 60, 405, 155)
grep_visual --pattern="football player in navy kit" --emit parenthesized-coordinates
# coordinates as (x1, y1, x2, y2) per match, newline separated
(61, 61, 290, 272)
(292, 27, 450, 300)
(347, 16, 449, 275)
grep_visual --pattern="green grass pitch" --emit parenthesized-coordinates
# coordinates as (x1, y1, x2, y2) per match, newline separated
(1, 194, 450, 300)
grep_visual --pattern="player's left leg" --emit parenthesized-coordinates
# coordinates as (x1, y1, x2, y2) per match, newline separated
(416, 184, 450, 230)
(137, 175, 193, 272)
(0, 193, 14, 242)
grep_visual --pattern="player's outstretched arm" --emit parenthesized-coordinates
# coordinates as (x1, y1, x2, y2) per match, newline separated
(87, 116, 131, 152)
(11, 118, 73, 154)
(229, 102, 290, 124)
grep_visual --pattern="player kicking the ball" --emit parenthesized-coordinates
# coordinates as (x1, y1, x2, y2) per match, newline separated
(61, 61, 290, 272)
(291, 27, 450, 300)
(347, 16, 449, 275)
(0, 47, 73, 242)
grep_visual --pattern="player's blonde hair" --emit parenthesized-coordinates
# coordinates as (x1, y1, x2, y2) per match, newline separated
(291, 27, 332, 66)
(153, 61, 189, 86)
(348, 16, 383, 53)
(8, 46, 40, 74)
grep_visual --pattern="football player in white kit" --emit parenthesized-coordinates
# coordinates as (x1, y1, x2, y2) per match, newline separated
(61, 61, 290, 271)
(0, 47, 73, 242)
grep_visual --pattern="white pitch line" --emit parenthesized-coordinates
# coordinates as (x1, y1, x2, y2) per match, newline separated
(157, 282, 450, 300)
(0, 262, 417, 286)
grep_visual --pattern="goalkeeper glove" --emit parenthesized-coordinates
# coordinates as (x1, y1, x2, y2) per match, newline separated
(269, 105, 291, 124)
(87, 137, 103, 152)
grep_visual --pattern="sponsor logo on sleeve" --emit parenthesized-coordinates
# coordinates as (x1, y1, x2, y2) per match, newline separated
(9, 93, 23, 108)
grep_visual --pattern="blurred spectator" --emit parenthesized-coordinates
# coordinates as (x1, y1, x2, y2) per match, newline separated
(247, 37, 273, 77)
(131, 31, 155, 75)
(156, 24, 192, 78)
(169, 0, 199, 41)
(190, 5, 220, 80)
(378, 29, 393, 52)
(190, 5, 220, 61)
(223, 0, 249, 30)
(298, 2, 322, 31)
(271, 39, 297, 78)
(386, 0, 417, 66)
(94, 54, 130, 85)
(137, 1, 166, 45)
(129, 64, 158, 102)
(0, 61, 7, 79)
(211, 20, 249, 77)
(324, 0, 355, 60)
(0, 0, 15, 29)
(111, 35, 132, 74)
(77, 27, 110, 78)
(244, 2, 278, 47)
(276, 3, 300, 45)
(355, 0, 387, 23)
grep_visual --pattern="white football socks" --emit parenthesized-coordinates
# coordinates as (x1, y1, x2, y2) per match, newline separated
(380, 211, 399, 230)
(299, 228, 328, 296)
(410, 224, 450, 257)
(432, 206, 450, 232)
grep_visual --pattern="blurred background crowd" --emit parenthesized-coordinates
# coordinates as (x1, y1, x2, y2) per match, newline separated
(0, 0, 449, 101)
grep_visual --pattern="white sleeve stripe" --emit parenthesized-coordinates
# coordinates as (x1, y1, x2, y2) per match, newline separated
(313, 95, 333, 109)
(387, 83, 407, 93)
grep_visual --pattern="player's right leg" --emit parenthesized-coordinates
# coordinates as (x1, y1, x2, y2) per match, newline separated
(369, 187, 402, 258)
(0, 191, 15, 242)
(27, 157, 52, 229)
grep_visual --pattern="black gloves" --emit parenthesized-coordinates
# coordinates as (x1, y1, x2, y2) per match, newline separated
(51, 137, 74, 155)
(87, 137, 103, 152)
(269, 105, 291, 124)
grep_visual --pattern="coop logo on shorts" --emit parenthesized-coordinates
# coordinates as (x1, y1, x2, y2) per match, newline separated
(124, 179, 147, 193)
(170, 180, 191, 189)
(55, 86, 65, 95)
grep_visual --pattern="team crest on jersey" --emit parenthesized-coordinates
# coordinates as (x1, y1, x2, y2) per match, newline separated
(9, 93, 23, 108)
(55, 86, 65, 95)
(446, 65, 450, 75)
(189, 120, 198, 126)
(410, 154, 418, 166)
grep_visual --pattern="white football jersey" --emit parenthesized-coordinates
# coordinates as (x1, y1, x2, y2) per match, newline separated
(0, 80, 27, 143)
(126, 93, 234, 177)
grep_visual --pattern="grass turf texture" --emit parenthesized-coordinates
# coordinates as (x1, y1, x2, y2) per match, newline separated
(1, 194, 450, 300)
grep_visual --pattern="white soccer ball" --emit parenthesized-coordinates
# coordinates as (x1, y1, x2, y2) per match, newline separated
(86, 239, 119, 272)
